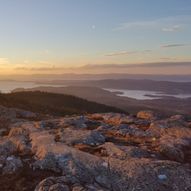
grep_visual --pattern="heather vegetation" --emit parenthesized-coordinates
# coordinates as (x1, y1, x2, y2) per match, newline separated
(0, 91, 123, 116)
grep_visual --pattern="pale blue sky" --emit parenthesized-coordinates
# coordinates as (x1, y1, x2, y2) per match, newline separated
(0, 0, 191, 74)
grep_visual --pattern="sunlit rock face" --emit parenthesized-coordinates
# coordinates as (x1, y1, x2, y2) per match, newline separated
(0, 107, 191, 191)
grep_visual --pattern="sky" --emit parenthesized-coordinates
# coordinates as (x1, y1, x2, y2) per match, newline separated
(0, 0, 191, 75)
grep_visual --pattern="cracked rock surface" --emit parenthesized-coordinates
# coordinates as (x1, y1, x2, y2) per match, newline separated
(0, 108, 191, 191)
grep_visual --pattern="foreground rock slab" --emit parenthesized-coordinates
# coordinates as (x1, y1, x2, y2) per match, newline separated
(0, 107, 191, 191)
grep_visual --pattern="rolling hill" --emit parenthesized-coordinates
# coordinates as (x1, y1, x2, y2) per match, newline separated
(0, 91, 123, 116)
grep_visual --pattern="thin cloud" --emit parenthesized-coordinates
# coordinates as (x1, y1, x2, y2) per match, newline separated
(162, 25, 182, 32)
(142, 50, 152, 53)
(15, 66, 75, 72)
(114, 15, 191, 31)
(82, 62, 191, 69)
(38, 61, 50, 65)
(38, 49, 50, 55)
(114, 21, 156, 31)
(160, 57, 178, 61)
(0, 58, 10, 65)
(161, 44, 188, 48)
(105, 51, 136, 57)
(14, 62, 191, 74)
(105, 50, 152, 57)
(159, 57, 191, 61)
(15, 66, 60, 71)
(23, 60, 30, 64)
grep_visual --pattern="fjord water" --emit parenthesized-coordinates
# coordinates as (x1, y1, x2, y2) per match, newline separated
(104, 88, 191, 100)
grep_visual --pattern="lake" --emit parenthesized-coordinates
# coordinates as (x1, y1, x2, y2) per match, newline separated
(104, 88, 191, 100)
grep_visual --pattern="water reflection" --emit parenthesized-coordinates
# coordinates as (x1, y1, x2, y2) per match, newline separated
(104, 88, 191, 100)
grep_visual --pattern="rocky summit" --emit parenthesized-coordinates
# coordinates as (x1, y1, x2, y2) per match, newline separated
(0, 107, 191, 191)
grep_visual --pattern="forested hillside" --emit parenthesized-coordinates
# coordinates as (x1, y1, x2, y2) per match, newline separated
(0, 91, 123, 116)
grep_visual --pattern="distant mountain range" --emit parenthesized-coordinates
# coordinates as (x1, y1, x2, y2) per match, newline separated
(35, 78, 191, 94)
(1, 73, 191, 82)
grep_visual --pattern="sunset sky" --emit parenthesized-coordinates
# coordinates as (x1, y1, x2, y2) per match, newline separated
(0, 0, 191, 75)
